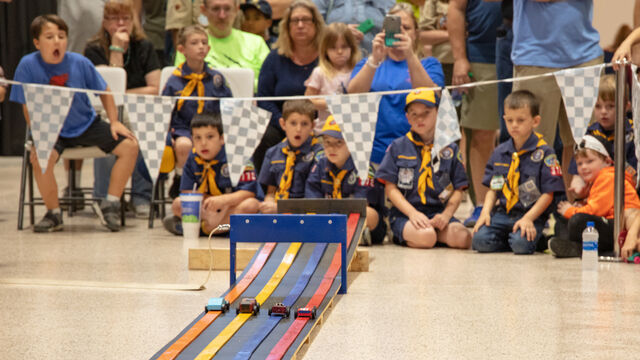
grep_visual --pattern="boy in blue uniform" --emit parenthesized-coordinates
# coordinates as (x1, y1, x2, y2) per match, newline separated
(162, 24, 233, 198)
(258, 99, 322, 214)
(568, 74, 637, 198)
(472, 90, 565, 254)
(10, 15, 138, 232)
(163, 112, 259, 235)
(376, 89, 471, 249)
(306, 115, 386, 245)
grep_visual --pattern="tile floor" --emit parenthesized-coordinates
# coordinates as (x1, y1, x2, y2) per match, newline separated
(1, 156, 639, 359)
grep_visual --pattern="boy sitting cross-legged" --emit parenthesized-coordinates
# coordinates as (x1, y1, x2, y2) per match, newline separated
(258, 99, 323, 214)
(472, 90, 565, 255)
(163, 112, 260, 235)
(376, 88, 471, 249)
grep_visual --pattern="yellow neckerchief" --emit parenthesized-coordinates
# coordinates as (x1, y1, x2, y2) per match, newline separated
(329, 169, 349, 199)
(275, 147, 299, 200)
(406, 132, 434, 205)
(503, 132, 547, 213)
(174, 63, 207, 113)
(194, 155, 222, 196)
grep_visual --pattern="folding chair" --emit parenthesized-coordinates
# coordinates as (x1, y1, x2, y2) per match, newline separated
(17, 67, 127, 230)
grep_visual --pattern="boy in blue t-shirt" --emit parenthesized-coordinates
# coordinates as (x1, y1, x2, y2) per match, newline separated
(376, 89, 471, 249)
(258, 99, 322, 214)
(162, 24, 233, 199)
(163, 112, 259, 235)
(306, 115, 386, 245)
(10, 14, 138, 232)
(472, 90, 566, 254)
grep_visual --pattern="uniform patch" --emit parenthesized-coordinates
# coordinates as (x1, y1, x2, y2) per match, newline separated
(213, 74, 223, 88)
(221, 163, 229, 177)
(544, 154, 558, 167)
(303, 152, 314, 162)
(457, 149, 463, 162)
(310, 164, 317, 173)
(315, 150, 324, 161)
(490, 175, 505, 190)
(347, 172, 357, 185)
(531, 149, 544, 162)
(398, 168, 414, 190)
(440, 147, 453, 159)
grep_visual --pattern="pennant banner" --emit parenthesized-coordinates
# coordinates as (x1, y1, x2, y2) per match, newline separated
(125, 94, 175, 183)
(220, 98, 270, 186)
(24, 84, 73, 173)
(433, 89, 461, 158)
(554, 64, 605, 143)
(326, 92, 381, 179)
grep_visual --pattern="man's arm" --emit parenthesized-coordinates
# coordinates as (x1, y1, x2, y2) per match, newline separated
(448, 0, 471, 87)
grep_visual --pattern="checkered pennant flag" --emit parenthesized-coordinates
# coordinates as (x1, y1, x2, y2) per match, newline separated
(326, 92, 381, 179)
(220, 98, 270, 186)
(632, 65, 640, 185)
(433, 89, 461, 158)
(23, 83, 73, 173)
(554, 64, 605, 143)
(125, 94, 175, 183)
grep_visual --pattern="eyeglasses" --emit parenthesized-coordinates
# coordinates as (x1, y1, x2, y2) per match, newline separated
(104, 15, 132, 22)
(290, 17, 314, 25)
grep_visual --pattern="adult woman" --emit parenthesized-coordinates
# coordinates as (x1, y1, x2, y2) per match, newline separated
(348, 3, 444, 166)
(252, 0, 325, 174)
(84, 0, 162, 218)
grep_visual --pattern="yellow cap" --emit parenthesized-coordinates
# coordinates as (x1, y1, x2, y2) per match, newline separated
(405, 88, 438, 111)
(319, 115, 343, 139)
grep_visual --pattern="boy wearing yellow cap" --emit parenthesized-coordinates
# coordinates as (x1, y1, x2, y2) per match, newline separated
(306, 115, 385, 245)
(472, 90, 565, 254)
(376, 88, 471, 249)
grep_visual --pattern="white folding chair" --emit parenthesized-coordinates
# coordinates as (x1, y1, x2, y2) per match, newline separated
(216, 67, 254, 98)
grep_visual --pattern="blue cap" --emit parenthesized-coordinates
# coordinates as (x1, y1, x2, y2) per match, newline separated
(587, 222, 595, 227)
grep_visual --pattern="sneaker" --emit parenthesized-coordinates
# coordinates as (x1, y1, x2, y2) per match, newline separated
(548, 237, 581, 258)
(33, 210, 63, 232)
(163, 215, 183, 235)
(169, 175, 181, 199)
(463, 206, 483, 228)
(134, 203, 150, 219)
(100, 200, 121, 232)
(360, 227, 371, 246)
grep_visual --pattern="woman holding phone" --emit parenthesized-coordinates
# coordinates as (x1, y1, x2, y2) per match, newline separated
(348, 2, 444, 167)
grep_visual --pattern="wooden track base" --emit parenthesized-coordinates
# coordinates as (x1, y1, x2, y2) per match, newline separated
(188, 247, 369, 272)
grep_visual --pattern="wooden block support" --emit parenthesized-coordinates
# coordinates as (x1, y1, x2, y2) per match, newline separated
(188, 247, 369, 272)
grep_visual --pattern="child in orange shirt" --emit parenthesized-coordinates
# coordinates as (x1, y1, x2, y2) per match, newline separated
(549, 135, 640, 258)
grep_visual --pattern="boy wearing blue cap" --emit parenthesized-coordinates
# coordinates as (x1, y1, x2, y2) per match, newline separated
(376, 88, 471, 249)
(472, 90, 565, 254)
(306, 115, 386, 245)
(240, 0, 274, 47)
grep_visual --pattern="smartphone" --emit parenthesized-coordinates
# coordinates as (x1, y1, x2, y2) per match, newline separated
(383, 15, 401, 47)
(357, 18, 374, 34)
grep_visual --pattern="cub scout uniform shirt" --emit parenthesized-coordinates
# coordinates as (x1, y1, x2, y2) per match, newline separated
(375, 132, 468, 212)
(305, 156, 370, 199)
(482, 132, 565, 215)
(258, 137, 323, 199)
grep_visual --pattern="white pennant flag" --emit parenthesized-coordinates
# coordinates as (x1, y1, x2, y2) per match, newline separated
(433, 89, 461, 158)
(554, 64, 605, 143)
(326, 92, 381, 179)
(24, 84, 73, 173)
(220, 99, 270, 186)
(125, 94, 175, 183)
(632, 65, 640, 185)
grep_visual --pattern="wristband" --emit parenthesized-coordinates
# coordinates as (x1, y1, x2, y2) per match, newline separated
(366, 56, 381, 69)
(109, 45, 125, 53)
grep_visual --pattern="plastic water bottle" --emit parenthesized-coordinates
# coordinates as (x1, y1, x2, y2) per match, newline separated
(582, 222, 599, 271)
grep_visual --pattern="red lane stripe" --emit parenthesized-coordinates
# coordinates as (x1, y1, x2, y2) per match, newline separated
(158, 242, 277, 360)
(266, 214, 360, 360)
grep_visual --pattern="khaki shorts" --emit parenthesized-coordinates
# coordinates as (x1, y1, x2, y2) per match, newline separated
(512, 56, 603, 148)
(460, 62, 499, 131)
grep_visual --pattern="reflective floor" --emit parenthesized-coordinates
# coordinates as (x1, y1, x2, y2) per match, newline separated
(1, 156, 639, 359)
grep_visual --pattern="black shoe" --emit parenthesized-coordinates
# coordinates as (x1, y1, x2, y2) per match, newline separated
(548, 237, 581, 258)
(34, 211, 63, 232)
(163, 215, 183, 235)
(169, 174, 181, 199)
(99, 200, 121, 232)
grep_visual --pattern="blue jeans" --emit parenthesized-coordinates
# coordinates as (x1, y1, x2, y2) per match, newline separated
(93, 151, 152, 206)
(472, 211, 544, 255)
(496, 25, 513, 144)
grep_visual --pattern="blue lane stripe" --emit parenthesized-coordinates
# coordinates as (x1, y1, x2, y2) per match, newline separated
(233, 243, 328, 360)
